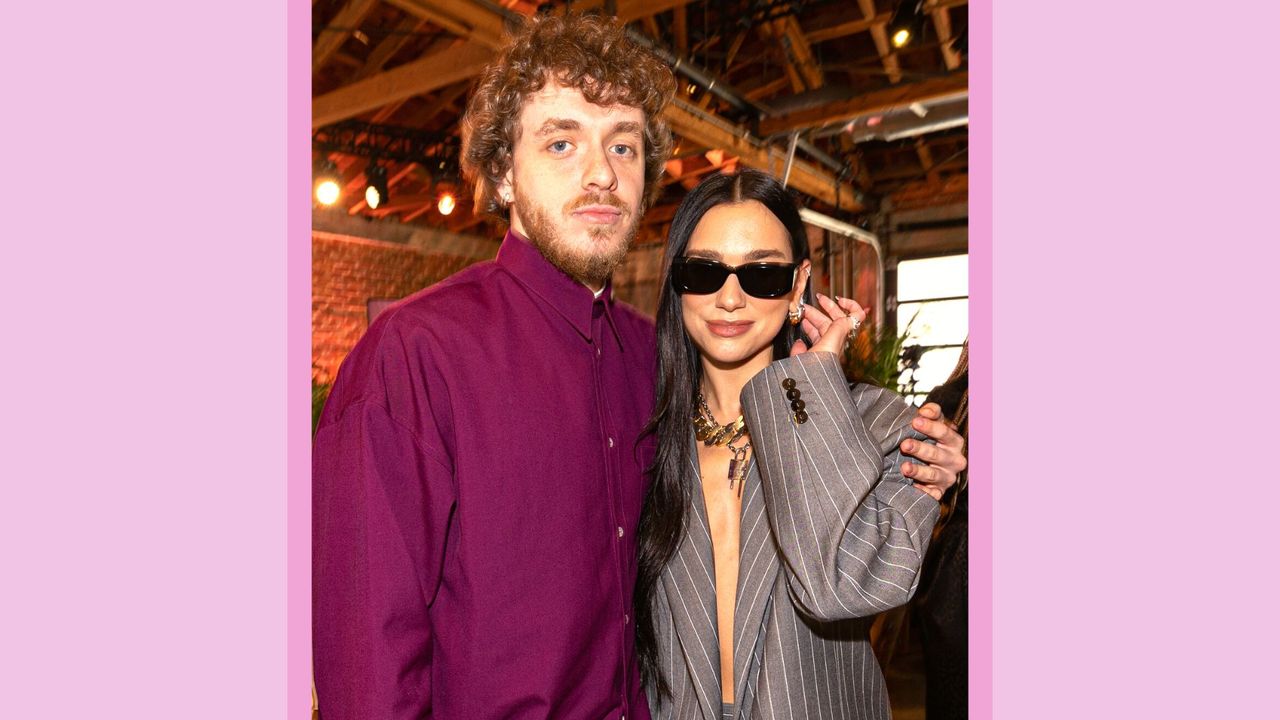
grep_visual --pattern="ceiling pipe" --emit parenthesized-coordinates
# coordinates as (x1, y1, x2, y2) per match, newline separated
(469, 2, 865, 208)
(811, 94, 969, 143)
(625, 30, 859, 199)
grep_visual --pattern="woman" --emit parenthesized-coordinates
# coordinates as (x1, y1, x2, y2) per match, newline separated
(635, 169, 956, 720)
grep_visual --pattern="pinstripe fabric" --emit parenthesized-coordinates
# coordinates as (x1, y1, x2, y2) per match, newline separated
(648, 353, 940, 720)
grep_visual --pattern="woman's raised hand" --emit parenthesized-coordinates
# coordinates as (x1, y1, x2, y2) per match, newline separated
(789, 293, 867, 357)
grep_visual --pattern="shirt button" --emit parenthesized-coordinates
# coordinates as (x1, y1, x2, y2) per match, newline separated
(596, 347, 601, 357)
(617, 526, 624, 538)
(624, 614, 630, 624)
(608, 436, 614, 447)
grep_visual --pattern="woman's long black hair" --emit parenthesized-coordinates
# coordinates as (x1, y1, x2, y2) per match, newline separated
(634, 168, 814, 701)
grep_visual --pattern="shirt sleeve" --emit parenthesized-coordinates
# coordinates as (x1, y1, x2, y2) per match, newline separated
(312, 398, 455, 719)
(741, 351, 940, 622)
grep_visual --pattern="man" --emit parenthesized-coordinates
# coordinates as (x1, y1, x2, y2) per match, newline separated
(312, 13, 965, 720)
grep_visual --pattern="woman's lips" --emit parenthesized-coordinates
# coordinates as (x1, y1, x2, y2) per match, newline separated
(707, 321, 753, 338)
(571, 205, 623, 224)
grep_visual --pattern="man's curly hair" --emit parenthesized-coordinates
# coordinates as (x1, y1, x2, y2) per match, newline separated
(460, 12, 676, 222)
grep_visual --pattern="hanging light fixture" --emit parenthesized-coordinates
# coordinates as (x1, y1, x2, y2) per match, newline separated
(364, 163, 389, 210)
(888, 0, 924, 49)
(314, 159, 341, 206)
(437, 191, 457, 216)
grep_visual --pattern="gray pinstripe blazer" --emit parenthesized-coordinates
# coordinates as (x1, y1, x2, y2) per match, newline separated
(648, 352, 940, 720)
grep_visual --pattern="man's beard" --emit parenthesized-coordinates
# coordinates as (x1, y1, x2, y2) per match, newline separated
(513, 188, 640, 289)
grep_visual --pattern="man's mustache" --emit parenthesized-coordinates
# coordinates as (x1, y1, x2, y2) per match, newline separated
(564, 193, 631, 216)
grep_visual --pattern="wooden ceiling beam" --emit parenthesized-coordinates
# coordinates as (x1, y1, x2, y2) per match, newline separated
(313, 41, 490, 127)
(856, 0, 901, 84)
(914, 137, 940, 185)
(382, 0, 506, 47)
(758, 71, 968, 135)
(350, 16, 432, 81)
(665, 102, 860, 210)
(313, 0, 382, 73)
(805, 11, 891, 44)
(641, 15, 660, 39)
(776, 14, 824, 90)
(930, 7, 962, 70)
(723, 29, 749, 70)
(612, 0, 693, 22)
(742, 76, 790, 102)
(673, 5, 688, 55)
(887, 173, 968, 211)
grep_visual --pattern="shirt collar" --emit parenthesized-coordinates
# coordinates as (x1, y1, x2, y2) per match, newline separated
(496, 229, 624, 346)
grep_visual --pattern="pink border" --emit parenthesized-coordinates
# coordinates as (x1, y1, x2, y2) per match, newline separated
(966, 1, 992, 718)
(287, 0, 312, 716)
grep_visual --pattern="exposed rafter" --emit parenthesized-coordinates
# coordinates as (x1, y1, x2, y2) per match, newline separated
(805, 11, 890, 44)
(857, 0, 901, 84)
(313, 41, 491, 127)
(313, 0, 381, 73)
(349, 16, 433, 81)
(759, 72, 968, 136)
(931, 7, 962, 70)
(382, 0, 507, 47)
(666, 101, 860, 210)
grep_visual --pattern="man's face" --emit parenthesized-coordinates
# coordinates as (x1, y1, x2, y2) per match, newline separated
(501, 81, 646, 290)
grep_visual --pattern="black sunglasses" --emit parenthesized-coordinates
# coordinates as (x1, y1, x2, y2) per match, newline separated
(670, 257, 799, 299)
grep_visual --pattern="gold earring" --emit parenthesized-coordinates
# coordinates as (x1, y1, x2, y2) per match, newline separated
(788, 302, 805, 325)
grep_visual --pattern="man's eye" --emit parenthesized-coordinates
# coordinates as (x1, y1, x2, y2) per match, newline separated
(549, 141, 571, 153)
(611, 144, 636, 156)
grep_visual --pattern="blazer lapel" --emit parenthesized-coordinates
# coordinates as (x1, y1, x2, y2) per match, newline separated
(659, 436, 724, 719)
(731, 458, 780, 715)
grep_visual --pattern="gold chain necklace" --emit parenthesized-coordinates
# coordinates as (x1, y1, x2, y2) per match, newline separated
(694, 392, 751, 494)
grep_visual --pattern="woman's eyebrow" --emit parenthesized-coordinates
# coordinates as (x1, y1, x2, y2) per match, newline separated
(684, 249, 723, 260)
(744, 248, 787, 261)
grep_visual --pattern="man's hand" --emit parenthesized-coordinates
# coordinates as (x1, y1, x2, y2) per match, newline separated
(900, 402, 965, 501)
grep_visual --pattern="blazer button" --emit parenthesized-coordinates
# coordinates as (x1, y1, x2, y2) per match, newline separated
(786, 388, 801, 401)
(790, 399, 805, 411)
(794, 410, 809, 424)
(781, 378, 796, 390)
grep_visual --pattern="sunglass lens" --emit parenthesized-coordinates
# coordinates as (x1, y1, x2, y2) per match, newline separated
(737, 264, 796, 298)
(673, 260, 729, 294)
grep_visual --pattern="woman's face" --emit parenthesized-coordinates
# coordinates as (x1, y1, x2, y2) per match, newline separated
(679, 200, 811, 372)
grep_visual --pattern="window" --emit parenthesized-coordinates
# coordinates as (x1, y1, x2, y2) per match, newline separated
(895, 254, 968, 405)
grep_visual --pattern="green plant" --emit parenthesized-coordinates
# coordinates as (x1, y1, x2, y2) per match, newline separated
(843, 310, 921, 394)
(313, 380, 331, 437)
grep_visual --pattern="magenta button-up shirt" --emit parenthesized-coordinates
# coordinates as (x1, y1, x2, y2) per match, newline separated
(313, 231, 656, 720)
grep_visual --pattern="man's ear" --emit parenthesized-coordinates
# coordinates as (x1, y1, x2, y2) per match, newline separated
(496, 165, 514, 206)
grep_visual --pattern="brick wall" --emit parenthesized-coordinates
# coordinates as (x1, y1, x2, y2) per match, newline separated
(312, 231, 493, 385)
(313, 230, 666, 386)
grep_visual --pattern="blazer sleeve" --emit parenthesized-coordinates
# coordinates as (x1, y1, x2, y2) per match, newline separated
(741, 351, 940, 622)
(312, 396, 455, 718)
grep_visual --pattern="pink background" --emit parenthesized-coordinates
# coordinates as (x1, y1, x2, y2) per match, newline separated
(3, 0, 1277, 717)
